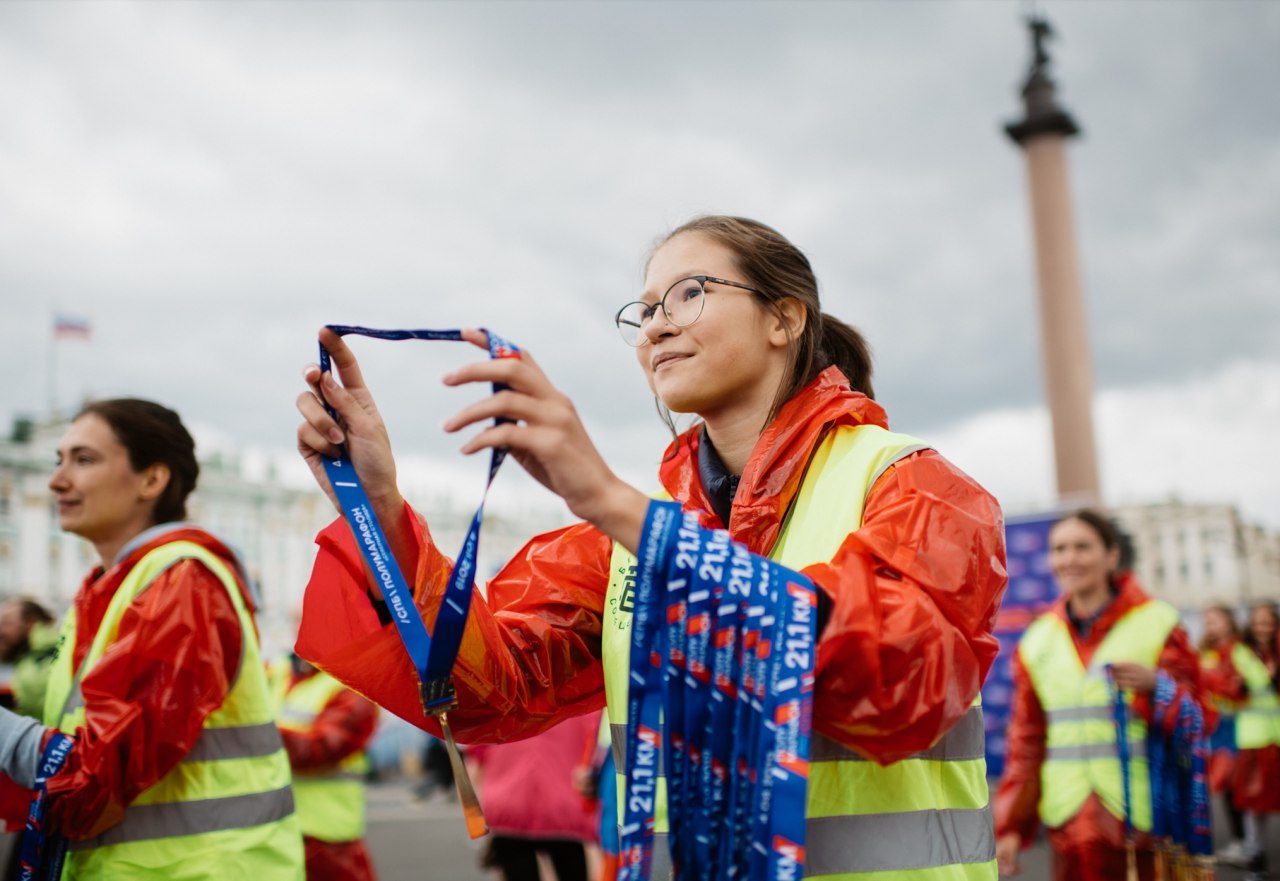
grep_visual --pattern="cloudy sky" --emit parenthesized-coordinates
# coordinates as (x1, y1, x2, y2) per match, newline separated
(2, 0, 1277, 529)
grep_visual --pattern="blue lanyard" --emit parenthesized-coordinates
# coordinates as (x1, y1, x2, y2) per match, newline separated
(620, 500, 815, 881)
(19, 732, 75, 881)
(1105, 665, 1135, 841)
(318, 325, 520, 713)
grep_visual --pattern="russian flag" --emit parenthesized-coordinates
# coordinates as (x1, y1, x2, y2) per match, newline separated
(53, 314, 91, 341)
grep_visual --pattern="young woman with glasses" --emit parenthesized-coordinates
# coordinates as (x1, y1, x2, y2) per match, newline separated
(295, 215, 1008, 880)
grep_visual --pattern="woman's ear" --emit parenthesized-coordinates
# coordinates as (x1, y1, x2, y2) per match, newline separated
(138, 463, 172, 503)
(769, 298, 807, 347)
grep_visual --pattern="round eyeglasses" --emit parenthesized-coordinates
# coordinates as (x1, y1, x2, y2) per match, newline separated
(614, 275, 764, 347)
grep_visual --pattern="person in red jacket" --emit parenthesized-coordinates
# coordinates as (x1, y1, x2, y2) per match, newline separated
(272, 654, 380, 881)
(1230, 601, 1280, 874)
(993, 510, 1207, 881)
(1199, 602, 1247, 865)
(293, 215, 1008, 878)
(0, 398, 301, 878)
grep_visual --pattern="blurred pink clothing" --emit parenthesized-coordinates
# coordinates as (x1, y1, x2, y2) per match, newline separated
(468, 710, 601, 841)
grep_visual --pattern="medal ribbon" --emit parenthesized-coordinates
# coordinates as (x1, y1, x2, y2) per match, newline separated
(317, 324, 520, 838)
(621, 500, 815, 881)
(18, 732, 75, 881)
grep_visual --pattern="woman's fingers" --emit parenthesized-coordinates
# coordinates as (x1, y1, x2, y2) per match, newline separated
(296, 389, 345, 448)
(318, 327, 371, 393)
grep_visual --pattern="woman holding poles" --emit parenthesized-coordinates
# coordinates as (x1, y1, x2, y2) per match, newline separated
(0, 398, 303, 879)
(993, 509, 1208, 881)
(1199, 603, 1248, 865)
(294, 216, 1008, 879)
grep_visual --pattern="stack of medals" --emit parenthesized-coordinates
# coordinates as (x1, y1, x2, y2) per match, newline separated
(1148, 674, 1216, 881)
(620, 501, 816, 881)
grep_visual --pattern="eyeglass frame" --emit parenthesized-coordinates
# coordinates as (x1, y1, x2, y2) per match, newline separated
(614, 275, 766, 346)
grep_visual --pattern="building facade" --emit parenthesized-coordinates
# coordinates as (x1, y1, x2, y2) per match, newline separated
(1112, 499, 1280, 612)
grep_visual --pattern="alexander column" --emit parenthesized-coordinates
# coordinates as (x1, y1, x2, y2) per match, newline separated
(1005, 16, 1100, 505)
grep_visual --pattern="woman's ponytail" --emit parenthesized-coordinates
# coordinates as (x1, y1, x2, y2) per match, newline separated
(817, 312, 875, 399)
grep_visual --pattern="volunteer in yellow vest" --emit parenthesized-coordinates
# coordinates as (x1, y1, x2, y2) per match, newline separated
(1224, 601, 1280, 875)
(294, 215, 1008, 879)
(270, 654, 379, 881)
(1198, 602, 1248, 866)
(994, 509, 1207, 881)
(0, 398, 303, 879)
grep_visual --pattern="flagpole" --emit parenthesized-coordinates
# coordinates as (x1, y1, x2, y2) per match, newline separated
(48, 308, 58, 421)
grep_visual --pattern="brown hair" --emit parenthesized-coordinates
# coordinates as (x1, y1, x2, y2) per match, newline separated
(648, 216, 874, 436)
(1197, 601, 1240, 653)
(1244, 600, 1280, 656)
(1051, 508, 1135, 578)
(76, 398, 199, 524)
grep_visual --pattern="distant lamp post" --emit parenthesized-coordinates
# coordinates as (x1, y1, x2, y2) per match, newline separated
(1005, 15, 1100, 506)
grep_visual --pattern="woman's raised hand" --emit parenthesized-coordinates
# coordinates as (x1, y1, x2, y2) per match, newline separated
(443, 329, 648, 552)
(296, 327, 404, 517)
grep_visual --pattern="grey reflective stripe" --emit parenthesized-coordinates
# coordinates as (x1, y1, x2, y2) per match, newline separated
(63, 683, 84, 717)
(805, 805, 996, 876)
(1045, 741, 1148, 761)
(182, 723, 284, 763)
(867, 443, 931, 489)
(278, 707, 317, 725)
(1045, 706, 1113, 723)
(811, 706, 985, 763)
(69, 785, 295, 851)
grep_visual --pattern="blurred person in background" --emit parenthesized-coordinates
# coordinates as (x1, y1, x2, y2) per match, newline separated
(0, 398, 302, 879)
(994, 509, 1207, 881)
(0, 597, 59, 719)
(467, 710, 601, 881)
(1228, 600, 1280, 875)
(0, 596, 60, 876)
(1199, 602, 1248, 865)
(271, 652, 379, 881)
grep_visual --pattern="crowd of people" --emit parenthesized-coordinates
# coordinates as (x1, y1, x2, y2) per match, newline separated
(0, 215, 1273, 881)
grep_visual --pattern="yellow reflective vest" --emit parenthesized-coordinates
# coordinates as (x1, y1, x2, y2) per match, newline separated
(270, 664, 371, 842)
(44, 539, 303, 880)
(602, 424, 997, 881)
(1231, 642, 1280, 750)
(1017, 598, 1179, 831)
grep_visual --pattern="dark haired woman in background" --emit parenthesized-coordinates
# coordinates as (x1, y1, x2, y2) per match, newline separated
(0, 398, 302, 879)
(994, 509, 1207, 881)
(1198, 602, 1248, 865)
(295, 215, 1008, 879)
(1226, 601, 1280, 875)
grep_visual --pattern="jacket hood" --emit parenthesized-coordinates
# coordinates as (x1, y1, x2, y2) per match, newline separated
(658, 365, 889, 554)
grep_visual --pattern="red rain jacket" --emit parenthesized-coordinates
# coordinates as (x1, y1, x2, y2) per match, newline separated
(993, 574, 1207, 876)
(279, 668, 379, 881)
(297, 366, 1008, 762)
(0, 527, 251, 841)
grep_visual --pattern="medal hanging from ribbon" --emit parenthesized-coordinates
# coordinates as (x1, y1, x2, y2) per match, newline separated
(318, 324, 521, 839)
(19, 731, 75, 881)
(620, 500, 816, 881)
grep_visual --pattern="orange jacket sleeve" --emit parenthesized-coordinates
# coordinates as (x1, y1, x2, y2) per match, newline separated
(280, 686, 379, 772)
(44, 560, 243, 839)
(801, 451, 1007, 763)
(296, 508, 613, 743)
